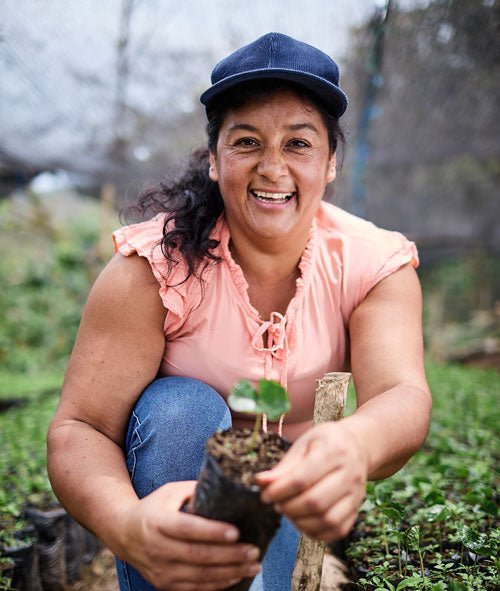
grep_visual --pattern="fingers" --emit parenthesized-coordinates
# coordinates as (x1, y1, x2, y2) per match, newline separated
(258, 437, 341, 503)
(160, 536, 261, 567)
(152, 482, 240, 544)
(292, 493, 359, 541)
(274, 461, 365, 518)
(162, 560, 260, 586)
(144, 557, 260, 590)
(158, 510, 241, 544)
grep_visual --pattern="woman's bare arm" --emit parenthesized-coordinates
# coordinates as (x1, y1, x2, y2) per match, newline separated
(47, 253, 260, 590)
(346, 263, 431, 479)
(256, 264, 431, 541)
(47, 253, 167, 548)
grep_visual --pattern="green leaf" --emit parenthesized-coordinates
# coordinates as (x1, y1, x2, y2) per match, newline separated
(227, 380, 259, 414)
(381, 502, 406, 523)
(457, 524, 495, 557)
(424, 504, 448, 522)
(258, 379, 290, 420)
(374, 481, 395, 506)
(403, 526, 420, 552)
(395, 576, 424, 590)
(227, 379, 290, 420)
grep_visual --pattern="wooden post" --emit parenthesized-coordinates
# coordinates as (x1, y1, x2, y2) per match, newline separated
(291, 372, 351, 591)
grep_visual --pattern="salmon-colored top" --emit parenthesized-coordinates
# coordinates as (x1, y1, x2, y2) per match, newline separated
(113, 201, 418, 439)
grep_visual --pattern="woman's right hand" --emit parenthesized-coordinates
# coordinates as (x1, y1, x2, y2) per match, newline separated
(117, 481, 261, 591)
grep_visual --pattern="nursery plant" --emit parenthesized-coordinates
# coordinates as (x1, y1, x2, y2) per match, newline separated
(189, 378, 291, 591)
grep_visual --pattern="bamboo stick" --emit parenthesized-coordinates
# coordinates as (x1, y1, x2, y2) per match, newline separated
(291, 372, 351, 591)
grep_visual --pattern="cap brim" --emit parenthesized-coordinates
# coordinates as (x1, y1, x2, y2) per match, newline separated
(200, 68, 348, 118)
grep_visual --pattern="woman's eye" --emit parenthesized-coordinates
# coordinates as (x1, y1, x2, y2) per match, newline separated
(288, 139, 310, 148)
(235, 137, 258, 147)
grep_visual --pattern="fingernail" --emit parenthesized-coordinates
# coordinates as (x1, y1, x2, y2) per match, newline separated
(224, 528, 239, 541)
(247, 564, 261, 575)
(246, 547, 260, 560)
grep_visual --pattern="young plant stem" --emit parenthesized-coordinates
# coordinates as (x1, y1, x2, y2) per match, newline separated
(397, 537, 402, 578)
(382, 516, 390, 557)
(419, 549, 426, 588)
(249, 413, 262, 450)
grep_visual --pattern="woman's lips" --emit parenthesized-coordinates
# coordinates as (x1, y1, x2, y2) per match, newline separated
(250, 190, 296, 205)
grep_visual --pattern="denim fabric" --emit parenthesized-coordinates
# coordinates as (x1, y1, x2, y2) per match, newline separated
(116, 377, 299, 591)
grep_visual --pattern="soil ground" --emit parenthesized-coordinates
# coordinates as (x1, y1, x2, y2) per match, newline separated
(68, 547, 118, 591)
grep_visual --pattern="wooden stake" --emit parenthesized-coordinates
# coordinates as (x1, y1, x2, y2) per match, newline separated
(291, 372, 351, 591)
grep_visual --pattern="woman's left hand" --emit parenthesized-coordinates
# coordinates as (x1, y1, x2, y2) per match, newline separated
(255, 421, 367, 542)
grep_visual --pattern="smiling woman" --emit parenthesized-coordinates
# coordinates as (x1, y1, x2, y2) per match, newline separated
(46, 32, 431, 591)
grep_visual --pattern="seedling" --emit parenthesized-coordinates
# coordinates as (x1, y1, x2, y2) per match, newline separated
(228, 379, 290, 447)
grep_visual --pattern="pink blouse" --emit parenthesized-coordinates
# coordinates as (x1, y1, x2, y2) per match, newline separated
(113, 202, 418, 438)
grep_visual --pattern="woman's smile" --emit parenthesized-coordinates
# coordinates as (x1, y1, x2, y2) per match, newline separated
(250, 189, 297, 207)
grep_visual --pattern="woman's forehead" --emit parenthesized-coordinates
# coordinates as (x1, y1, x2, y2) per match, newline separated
(220, 89, 325, 129)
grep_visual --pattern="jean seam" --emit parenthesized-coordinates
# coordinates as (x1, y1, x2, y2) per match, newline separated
(128, 410, 143, 482)
(123, 561, 133, 591)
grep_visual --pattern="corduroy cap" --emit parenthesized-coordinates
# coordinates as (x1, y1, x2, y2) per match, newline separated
(200, 32, 348, 118)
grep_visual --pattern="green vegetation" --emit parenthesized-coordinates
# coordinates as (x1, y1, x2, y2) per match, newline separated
(345, 362, 499, 590)
(0, 193, 112, 587)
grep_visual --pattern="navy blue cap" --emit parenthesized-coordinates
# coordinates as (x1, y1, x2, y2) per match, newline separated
(200, 32, 348, 118)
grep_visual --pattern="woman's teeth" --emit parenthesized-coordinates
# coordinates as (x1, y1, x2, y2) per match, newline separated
(252, 191, 294, 203)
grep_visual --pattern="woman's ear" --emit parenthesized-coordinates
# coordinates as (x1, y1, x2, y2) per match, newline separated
(326, 152, 337, 184)
(208, 152, 219, 182)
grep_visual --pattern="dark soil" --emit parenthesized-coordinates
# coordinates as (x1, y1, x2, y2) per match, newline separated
(206, 428, 290, 488)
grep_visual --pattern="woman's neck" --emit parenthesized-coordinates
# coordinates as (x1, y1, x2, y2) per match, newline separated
(227, 224, 311, 319)
(228, 228, 309, 286)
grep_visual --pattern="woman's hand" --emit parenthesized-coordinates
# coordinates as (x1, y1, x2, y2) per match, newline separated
(118, 481, 261, 591)
(255, 422, 367, 542)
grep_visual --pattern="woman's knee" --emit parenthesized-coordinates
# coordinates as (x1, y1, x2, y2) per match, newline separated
(130, 376, 231, 437)
(124, 377, 232, 493)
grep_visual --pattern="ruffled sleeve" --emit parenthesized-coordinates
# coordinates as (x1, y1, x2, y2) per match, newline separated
(112, 214, 202, 335)
(344, 224, 419, 322)
(316, 203, 419, 324)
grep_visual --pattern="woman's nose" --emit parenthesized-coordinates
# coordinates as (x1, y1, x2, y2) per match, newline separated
(256, 147, 288, 181)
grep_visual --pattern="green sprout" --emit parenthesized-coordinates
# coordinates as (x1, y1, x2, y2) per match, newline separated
(228, 379, 290, 446)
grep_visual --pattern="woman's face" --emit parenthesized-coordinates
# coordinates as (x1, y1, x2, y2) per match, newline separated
(209, 89, 336, 244)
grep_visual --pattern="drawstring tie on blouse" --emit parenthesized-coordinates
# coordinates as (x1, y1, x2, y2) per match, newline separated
(251, 311, 289, 436)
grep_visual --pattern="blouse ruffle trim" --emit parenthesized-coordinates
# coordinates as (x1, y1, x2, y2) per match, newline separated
(112, 214, 203, 333)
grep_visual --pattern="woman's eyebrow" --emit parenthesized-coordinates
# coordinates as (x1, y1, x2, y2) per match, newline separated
(227, 123, 259, 133)
(227, 122, 320, 134)
(288, 123, 320, 134)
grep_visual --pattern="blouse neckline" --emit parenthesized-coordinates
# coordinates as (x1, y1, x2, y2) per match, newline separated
(215, 215, 318, 349)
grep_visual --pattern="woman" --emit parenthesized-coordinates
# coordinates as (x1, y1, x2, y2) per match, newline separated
(47, 33, 431, 591)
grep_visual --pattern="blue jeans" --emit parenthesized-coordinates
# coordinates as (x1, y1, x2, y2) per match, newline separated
(116, 377, 299, 591)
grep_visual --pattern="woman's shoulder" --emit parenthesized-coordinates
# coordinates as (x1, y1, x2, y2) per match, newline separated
(112, 213, 225, 331)
(315, 201, 418, 260)
(314, 201, 419, 314)
(316, 201, 388, 240)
